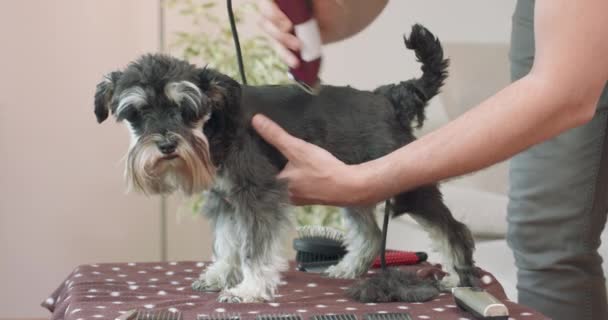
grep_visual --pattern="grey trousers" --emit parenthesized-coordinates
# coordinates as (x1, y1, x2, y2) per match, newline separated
(508, 1, 608, 319)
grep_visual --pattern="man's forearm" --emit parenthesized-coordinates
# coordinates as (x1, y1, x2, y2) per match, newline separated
(357, 74, 598, 203)
(352, 0, 608, 204)
(315, 0, 388, 44)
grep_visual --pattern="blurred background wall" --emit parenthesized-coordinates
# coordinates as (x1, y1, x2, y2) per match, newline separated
(0, 1, 516, 318)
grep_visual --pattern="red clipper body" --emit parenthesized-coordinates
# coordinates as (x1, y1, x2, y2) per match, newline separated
(275, 0, 322, 94)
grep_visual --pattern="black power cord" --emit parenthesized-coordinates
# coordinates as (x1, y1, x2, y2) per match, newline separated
(226, 1, 391, 271)
(227, 0, 247, 85)
(380, 200, 391, 270)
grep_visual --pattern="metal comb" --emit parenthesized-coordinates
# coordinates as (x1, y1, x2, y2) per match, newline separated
(117, 309, 183, 320)
(363, 313, 412, 320)
(311, 314, 357, 320)
(256, 314, 303, 320)
(197, 313, 241, 320)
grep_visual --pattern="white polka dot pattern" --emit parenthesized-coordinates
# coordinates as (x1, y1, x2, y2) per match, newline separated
(41, 262, 546, 320)
(481, 275, 493, 284)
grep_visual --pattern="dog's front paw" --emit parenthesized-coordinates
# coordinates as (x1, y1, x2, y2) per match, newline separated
(218, 291, 244, 303)
(217, 280, 274, 303)
(192, 262, 242, 292)
(191, 278, 222, 292)
(323, 263, 362, 279)
(218, 287, 267, 303)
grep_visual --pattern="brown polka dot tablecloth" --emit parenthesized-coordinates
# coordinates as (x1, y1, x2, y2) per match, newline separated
(42, 261, 549, 320)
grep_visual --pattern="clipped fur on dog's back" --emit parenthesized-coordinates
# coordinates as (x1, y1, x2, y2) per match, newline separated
(374, 24, 449, 128)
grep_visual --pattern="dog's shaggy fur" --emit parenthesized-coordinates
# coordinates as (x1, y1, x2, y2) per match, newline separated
(94, 24, 477, 303)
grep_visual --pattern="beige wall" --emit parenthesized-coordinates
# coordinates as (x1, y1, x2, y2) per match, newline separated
(0, 1, 162, 318)
(0, 0, 516, 318)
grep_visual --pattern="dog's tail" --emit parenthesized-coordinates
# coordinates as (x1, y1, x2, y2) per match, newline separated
(374, 24, 448, 128)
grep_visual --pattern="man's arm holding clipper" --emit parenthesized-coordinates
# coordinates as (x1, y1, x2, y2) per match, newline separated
(260, 0, 388, 68)
(253, 0, 608, 206)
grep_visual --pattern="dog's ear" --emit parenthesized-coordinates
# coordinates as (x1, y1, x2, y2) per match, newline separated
(94, 71, 123, 123)
(196, 67, 241, 111)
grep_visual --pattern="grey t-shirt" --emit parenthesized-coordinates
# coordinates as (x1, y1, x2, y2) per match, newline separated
(510, 0, 608, 110)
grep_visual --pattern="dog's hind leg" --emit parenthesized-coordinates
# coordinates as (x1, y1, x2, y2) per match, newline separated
(217, 192, 291, 303)
(392, 185, 477, 288)
(192, 190, 243, 292)
(325, 206, 382, 279)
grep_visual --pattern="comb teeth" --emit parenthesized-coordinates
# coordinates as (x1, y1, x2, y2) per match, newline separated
(311, 314, 357, 320)
(197, 313, 241, 320)
(256, 314, 303, 320)
(363, 313, 412, 320)
(135, 309, 183, 320)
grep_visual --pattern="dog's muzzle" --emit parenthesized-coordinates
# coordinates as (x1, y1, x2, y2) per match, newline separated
(125, 132, 215, 195)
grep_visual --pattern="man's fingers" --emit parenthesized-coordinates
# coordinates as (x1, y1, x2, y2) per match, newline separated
(259, 0, 293, 33)
(270, 38, 300, 68)
(258, 18, 301, 52)
(252, 114, 300, 158)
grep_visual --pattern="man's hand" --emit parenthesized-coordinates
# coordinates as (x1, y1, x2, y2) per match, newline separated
(251, 114, 366, 206)
(258, 0, 388, 68)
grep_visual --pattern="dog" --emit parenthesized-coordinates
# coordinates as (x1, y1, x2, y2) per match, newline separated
(94, 24, 477, 303)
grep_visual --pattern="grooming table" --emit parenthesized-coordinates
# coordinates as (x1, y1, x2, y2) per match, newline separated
(42, 261, 548, 320)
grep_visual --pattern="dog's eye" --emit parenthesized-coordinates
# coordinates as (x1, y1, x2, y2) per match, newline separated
(181, 105, 199, 123)
(118, 107, 141, 123)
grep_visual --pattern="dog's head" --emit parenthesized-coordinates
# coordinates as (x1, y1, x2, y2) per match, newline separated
(94, 54, 240, 195)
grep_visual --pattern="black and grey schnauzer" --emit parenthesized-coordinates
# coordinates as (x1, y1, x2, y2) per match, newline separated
(94, 24, 476, 303)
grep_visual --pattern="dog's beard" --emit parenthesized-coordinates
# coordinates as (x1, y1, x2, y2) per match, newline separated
(125, 130, 215, 195)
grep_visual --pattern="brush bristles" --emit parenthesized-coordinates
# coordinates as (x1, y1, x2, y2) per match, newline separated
(296, 226, 345, 242)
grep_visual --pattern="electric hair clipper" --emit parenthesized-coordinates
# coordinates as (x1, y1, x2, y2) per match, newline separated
(452, 287, 509, 320)
(275, 0, 322, 94)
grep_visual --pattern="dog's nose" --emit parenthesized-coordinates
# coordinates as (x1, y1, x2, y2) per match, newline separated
(157, 140, 177, 155)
